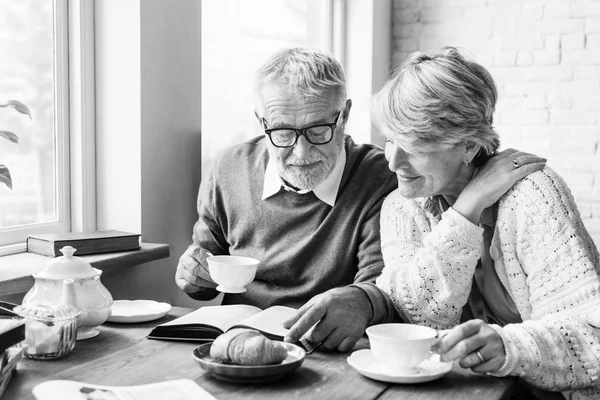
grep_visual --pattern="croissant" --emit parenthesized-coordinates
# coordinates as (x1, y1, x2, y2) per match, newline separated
(210, 328, 288, 365)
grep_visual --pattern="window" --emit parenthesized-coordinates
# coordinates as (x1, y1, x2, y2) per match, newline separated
(0, 0, 70, 251)
(201, 0, 343, 179)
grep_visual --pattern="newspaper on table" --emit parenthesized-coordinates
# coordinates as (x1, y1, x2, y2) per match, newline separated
(32, 378, 216, 400)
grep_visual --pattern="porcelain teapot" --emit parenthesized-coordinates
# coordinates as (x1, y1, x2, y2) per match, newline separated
(23, 246, 113, 340)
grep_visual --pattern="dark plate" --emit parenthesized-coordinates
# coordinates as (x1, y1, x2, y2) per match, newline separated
(192, 342, 305, 383)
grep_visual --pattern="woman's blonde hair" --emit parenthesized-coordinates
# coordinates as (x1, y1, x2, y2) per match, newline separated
(254, 47, 347, 109)
(373, 47, 500, 165)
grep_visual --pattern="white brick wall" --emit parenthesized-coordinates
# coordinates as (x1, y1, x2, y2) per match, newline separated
(392, 0, 600, 246)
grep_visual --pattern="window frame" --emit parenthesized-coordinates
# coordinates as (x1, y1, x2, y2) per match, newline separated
(68, 0, 97, 235)
(0, 0, 96, 255)
(0, 0, 390, 253)
(341, 0, 392, 146)
(305, 0, 346, 64)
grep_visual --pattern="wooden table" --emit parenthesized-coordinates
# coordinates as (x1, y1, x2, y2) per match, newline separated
(6, 307, 517, 400)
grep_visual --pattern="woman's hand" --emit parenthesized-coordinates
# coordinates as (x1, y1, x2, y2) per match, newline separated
(453, 149, 547, 224)
(431, 319, 506, 373)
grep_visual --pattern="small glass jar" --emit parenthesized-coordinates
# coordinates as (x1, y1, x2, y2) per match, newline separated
(14, 301, 80, 360)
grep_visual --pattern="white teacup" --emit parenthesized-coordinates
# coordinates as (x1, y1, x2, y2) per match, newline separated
(207, 255, 259, 293)
(366, 323, 437, 374)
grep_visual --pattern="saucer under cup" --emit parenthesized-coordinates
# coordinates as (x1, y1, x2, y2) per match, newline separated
(215, 285, 247, 294)
(366, 323, 437, 374)
(347, 349, 452, 384)
(208, 256, 259, 294)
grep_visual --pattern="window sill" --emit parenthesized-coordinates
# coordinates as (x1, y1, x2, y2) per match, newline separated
(0, 243, 170, 296)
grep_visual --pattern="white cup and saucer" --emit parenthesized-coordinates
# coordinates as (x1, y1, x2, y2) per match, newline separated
(347, 323, 453, 384)
(207, 255, 259, 293)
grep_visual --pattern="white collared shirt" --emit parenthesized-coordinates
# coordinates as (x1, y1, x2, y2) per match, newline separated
(261, 148, 347, 207)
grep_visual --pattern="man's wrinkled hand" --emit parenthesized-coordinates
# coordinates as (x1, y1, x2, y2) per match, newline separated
(175, 260, 217, 293)
(282, 287, 372, 352)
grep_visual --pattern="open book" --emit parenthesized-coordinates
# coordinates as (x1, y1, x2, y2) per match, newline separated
(32, 379, 215, 400)
(147, 304, 296, 342)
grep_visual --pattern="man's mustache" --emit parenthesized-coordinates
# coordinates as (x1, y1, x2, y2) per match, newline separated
(285, 153, 324, 166)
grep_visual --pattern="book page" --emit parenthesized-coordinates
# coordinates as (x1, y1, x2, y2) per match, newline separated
(232, 305, 297, 340)
(32, 379, 215, 400)
(0, 319, 23, 334)
(158, 304, 262, 333)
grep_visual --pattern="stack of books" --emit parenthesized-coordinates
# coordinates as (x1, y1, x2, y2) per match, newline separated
(0, 319, 25, 399)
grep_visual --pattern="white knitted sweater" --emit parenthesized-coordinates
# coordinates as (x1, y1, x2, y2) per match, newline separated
(377, 168, 600, 400)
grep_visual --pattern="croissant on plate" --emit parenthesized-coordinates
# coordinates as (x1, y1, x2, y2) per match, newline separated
(210, 328, 288, 365)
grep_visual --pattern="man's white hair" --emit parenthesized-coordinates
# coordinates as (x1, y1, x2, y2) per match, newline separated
(255, 47, 347, 110)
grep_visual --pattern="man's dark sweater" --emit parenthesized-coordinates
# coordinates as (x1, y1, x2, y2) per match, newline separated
(179, 135, 398, 324)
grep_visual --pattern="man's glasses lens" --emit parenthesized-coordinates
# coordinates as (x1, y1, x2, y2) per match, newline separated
(305, 126, 331, 142)
(270, 130, 297, 146)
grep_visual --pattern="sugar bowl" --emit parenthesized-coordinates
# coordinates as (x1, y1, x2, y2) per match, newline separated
(14, 297, 79, 359)
(22, 246, 113, 339)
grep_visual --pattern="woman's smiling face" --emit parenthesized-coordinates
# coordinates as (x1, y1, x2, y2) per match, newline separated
(384, 138, 472, 200)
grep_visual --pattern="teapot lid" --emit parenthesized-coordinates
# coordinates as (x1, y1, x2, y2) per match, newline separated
(37, 246, 97, 279)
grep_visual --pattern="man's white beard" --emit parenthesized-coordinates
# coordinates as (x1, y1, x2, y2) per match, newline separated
(274, 133, 345, 191)
(281, 157, 333, 190)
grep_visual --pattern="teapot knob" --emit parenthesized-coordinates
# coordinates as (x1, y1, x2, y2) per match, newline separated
(60, 246, 77, 258)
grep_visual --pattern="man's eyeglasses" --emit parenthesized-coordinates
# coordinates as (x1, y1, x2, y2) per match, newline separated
(261, 110, 342, 148)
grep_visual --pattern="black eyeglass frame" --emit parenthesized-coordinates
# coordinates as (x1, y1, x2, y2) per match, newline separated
(261, 110, 342, 148)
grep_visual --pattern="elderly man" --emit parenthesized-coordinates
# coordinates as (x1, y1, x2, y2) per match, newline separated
(175, 47, 398, 352)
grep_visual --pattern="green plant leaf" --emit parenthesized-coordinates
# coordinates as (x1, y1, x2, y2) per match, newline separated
(0, 130, 19, 144)
(0, 100, 32, 120)
(0, 164, 13, 190)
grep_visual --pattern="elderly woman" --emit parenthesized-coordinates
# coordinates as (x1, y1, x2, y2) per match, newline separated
(373, 47, 600, 400)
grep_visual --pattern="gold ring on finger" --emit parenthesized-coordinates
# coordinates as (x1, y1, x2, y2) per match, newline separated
(476, 350, 485, 364)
